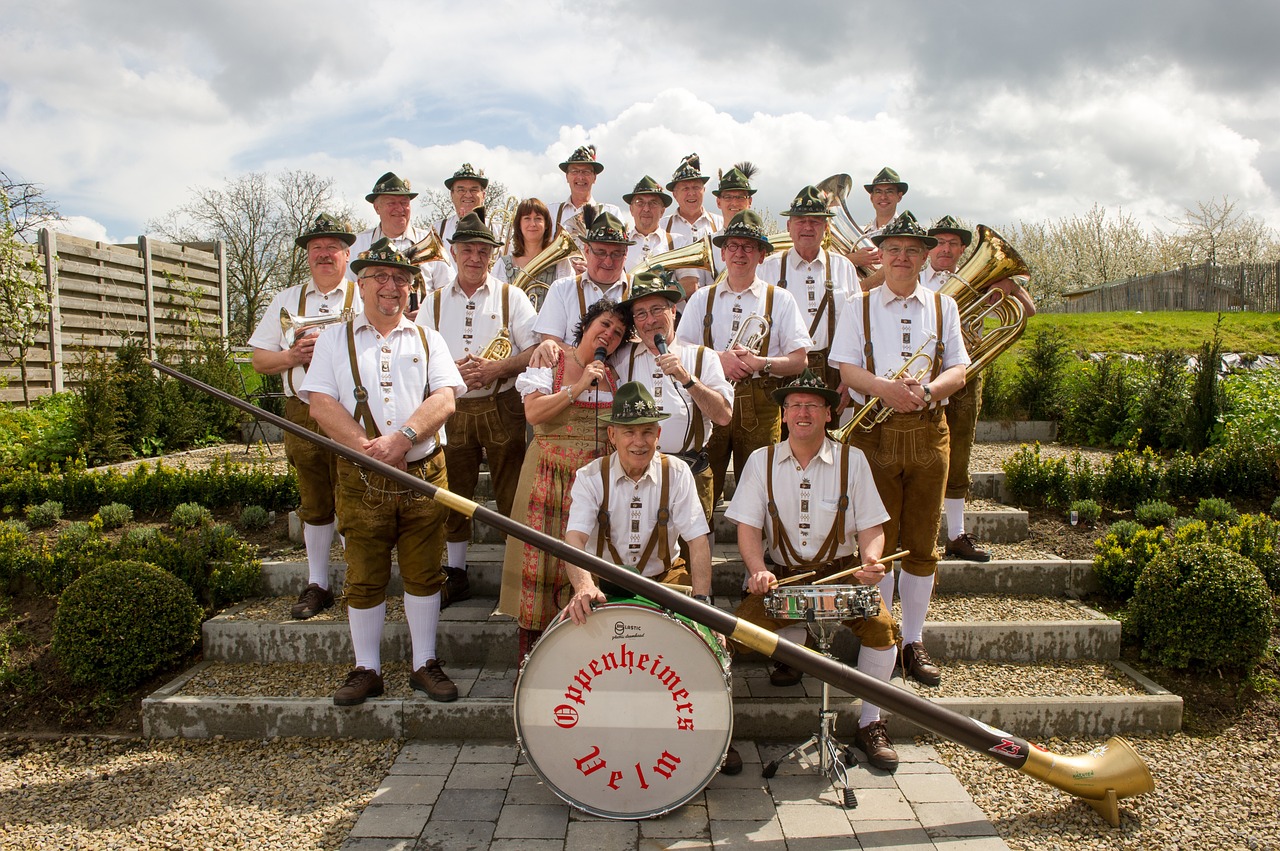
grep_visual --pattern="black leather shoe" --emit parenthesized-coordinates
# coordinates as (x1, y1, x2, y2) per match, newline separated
(853, 720, 899, 772)
(441, 566, 472, 609)
(901, 641, 942, 686)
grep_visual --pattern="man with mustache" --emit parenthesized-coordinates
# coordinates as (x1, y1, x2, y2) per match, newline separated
(348, 172, 438, 302)
(248, 214, 362, 620)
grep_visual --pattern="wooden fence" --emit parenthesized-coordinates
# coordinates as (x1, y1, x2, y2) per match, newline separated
(1057, 261, 1280, 313)
(0, 229, 228, 404)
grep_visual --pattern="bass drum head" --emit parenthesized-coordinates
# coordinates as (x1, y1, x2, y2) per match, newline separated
(514, 602, 733, 820)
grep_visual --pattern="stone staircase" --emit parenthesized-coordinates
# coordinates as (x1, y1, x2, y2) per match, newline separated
(143, 463, 1183, 743)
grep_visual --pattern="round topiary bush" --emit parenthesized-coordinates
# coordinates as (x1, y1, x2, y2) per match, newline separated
(52, 560, 202, 689)
(1128, 542, 1274, 670)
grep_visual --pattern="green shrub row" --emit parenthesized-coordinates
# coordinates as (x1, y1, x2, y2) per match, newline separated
(1003, 442, 1279, 510)
(0, 456, 297, 516)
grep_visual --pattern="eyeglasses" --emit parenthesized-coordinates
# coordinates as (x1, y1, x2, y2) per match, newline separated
(719, 192, 750, 202)
(784, 402, 826, 412)
(588, 247, 628, 262)
(453, 187, 483, 197)
(631, 198, 663, 209)
(566, 166, 596, 176)
(881, 246, 925, 259)
(631, 304, 670, 322)
(722, 242, 760, 255)
(360, 271, 413, 287)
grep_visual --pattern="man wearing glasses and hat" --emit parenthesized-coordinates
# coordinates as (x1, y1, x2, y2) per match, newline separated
(554, 145, 622, 234)
(828, 214, 970, 688)
(623, 175, 676, 271)
(420, 163, 491, 292)
(615, 271, 734, 522)
(759, 185, 861, 395)
(348, 172, 439, 301)
(726, 369, 901, 772)
(533, 208, 634, 345)
(300, 239, 468, 708)
(674, 210, 811, 507)
(848, 166, 909, 292)
(249, 214, 362, 621)
(416, 209, 541, 607)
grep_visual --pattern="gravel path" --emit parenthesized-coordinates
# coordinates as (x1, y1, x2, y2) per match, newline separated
(0, 737, 396, 850)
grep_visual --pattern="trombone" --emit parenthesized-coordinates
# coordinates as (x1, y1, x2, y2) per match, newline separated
(832, 333, 936, 440)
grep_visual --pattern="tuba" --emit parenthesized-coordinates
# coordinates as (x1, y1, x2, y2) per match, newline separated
(510, 230, 580, 311)
(489, 196, 521, 257)
(938, 225, 1031, 378)
(280, 307, 351, 347)
(815, 173, 879, 277)
(629, 234, 720, 287)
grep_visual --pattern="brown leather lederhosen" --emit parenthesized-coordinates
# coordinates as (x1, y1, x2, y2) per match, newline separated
(594, 454, 686, 594)
(777, 248, 839, 389)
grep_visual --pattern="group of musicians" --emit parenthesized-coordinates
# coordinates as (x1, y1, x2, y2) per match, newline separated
(248, 148, 1035, 772)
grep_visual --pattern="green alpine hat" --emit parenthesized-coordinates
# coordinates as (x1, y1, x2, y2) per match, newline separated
(350, 238, 421, 275)
(713, 162, 759, 197)
(559, 144, 604, 174)
(295, 213, 356, 249)
(772, 368, 842, 408)
(623, 175, 673, 207)
(927, 214, 972, 247)
(600, 382, 671, 425)
(365, 172, 417, 203)
(780, 185, 836, 218)
(863, 166, 907, 195)
(621, 268, 684, 308)
(581, 208, 635, 245)
(713, 210, 772, 251)
(444, 162, 489, 190)
(665, 153, 711, 190)
(870, 211, 937, 249)
(448, 208, 503, 246)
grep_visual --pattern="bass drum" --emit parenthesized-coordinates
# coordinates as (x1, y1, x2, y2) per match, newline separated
(514, 597, 733, 819)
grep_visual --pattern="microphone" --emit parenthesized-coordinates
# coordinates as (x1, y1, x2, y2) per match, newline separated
(408, 291, 420, 313)
(654, 333, 669, 355)
(591, 346, 608, 385)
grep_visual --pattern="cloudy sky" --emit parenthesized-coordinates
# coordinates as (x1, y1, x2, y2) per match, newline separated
(3, 0, 1278, 244)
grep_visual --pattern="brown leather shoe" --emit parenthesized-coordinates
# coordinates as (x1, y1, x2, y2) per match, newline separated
(769, 662, 803, 687)
(291, 583, 335, 619)
(853, 720, 899, 772)
(440, 566, 472, 610)
(333, 668, 384, 706)
(721, 746, 743, 775)
(411, 659, 458, 702)
(945, 532, 991, 563)
(901, 641, 942, 686)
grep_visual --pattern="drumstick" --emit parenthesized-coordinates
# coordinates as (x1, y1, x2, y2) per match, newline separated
(769, 570, 816, 589)
(814, 550, 911, 585)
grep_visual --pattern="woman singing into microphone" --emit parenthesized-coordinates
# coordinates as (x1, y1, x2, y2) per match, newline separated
(496, 299, 633, 666)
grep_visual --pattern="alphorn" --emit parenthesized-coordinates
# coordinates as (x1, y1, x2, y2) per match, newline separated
(152, 360, 1154, 826)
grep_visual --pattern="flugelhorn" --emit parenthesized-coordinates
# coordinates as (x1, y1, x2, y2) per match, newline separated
(478, 327, 512, 362)
(727, 314, 771, 357)
(938, 225, 1031, 378)
(833, 333, 936, 439)
(279, 307, 351, 347)
(510, 230, 580, 311)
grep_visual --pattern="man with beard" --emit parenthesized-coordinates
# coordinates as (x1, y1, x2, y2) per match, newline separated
(249, 214, 362, 620)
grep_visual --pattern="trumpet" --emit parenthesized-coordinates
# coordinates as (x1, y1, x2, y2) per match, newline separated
(280, 307, 351, 347)
(833, 333, 936, 440)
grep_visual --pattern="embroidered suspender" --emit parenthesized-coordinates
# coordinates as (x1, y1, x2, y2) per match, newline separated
(594, 454, 674, 572)
(624, 343, 709, 453)
(345, 321, 433, 440)
(777, 248, 837, 342)
(764, 443, 852, 571)
(860, 291, 946, 385)
(700, 283, 775, 359)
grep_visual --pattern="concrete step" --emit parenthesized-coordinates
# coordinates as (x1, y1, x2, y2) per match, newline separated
(203, 595, 1119, 666)
(260, 550, 1097, 600)
(969, 470, 1007, 502)
(142, 658, 1180, 742)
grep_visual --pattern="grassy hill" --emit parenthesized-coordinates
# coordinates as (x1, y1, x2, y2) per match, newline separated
(1009, 311, 1280, 358)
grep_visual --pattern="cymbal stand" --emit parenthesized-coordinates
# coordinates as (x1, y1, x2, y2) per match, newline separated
(760, 612, 858, 809)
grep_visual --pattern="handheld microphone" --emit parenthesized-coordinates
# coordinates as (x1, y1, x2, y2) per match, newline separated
(654, 333, 669, 355)
(408, 291, 420, 313)
(591, 346, 608, 385)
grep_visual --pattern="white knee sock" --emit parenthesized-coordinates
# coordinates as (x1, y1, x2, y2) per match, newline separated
(877, 567, 896, 613)
(856, 645, 897, 727)
(778, 625, 807, 648)
(898, 571, 935, 645)
(944, 498, 966, 538)
(303, 521, 335, 588)
(446, 542, 469, 571)
(348, 602, 386, 674)
(404, 591, 442, 670)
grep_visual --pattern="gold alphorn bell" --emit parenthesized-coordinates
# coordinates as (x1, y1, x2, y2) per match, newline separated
(832, 334, 937, 440)
(938, 225, 1032, 378)
(509, 230, 580, 312)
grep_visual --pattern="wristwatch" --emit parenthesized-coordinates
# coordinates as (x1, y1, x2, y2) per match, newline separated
(761, 358, 772, 376)
(922, 384, 933, 404)
(397, 425, 418, 445)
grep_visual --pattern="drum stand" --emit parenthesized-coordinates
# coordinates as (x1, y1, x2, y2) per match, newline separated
(760, 613, 858, 809)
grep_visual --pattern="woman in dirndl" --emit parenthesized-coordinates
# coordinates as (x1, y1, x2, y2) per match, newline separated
(497, 298, 633, 665)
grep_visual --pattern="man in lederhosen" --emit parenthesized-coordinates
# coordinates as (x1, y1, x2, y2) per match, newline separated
(534, 209, 633, 344)
(726, 369, 901, 771)
(623, 176, 676, 272)
(301, 239, 468, 706)
(249, 214, 362, 620)
(614, 271, 733, 523)
(553, 144, 622, 234)
(674, 210, 811, 506)
(560, 382, 742, 776)
(416, 209, 540, 606)
(758, 185, 860, 395)
(829, 214, 970, 687)
(348, 172, 440, 304)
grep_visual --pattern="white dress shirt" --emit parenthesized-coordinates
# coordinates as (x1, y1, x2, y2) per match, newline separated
(348, 224, 450, 293)
(612, 341, 735, 454)
(247, 278, 363, 397)
(673, 278, 813, 373)
(533, 273, 630, 343)
(757, 248, 860, 351)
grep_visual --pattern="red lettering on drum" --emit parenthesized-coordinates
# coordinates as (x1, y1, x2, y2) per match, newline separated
(607, 769, 623, 790)
(672, 687, 689, 702)
(653, 751, 681, 779)
(601, 643, 635, 672)
(637, 652, 650, 672)
(563, 685, 585, 706)
(589, 659, 602, 676)
(634, 763, 649, 789)
(574, 746, 607, 776)
(572, 669, 594, 693)
(553, 704, 579, 729)
(676, 717, 694, 731)
(654, 663, 680, 690)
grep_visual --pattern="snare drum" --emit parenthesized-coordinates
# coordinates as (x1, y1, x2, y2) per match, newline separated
(514, 596, 733, 819)
(764, 584, 882, 621)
